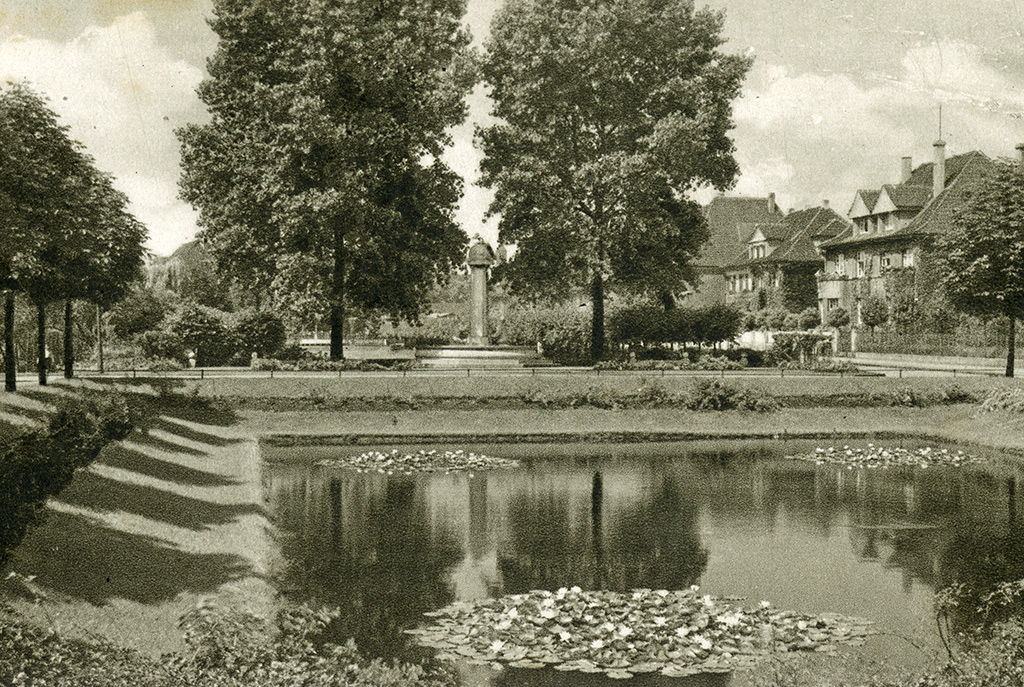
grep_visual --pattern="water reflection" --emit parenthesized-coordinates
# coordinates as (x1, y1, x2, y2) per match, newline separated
(265, 440, 1024, 676)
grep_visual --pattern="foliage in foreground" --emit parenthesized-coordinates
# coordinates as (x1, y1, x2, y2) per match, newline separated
(0, 394, 135, 566)
(980, 387, 1024, 413)
(0, 602, 454, 687)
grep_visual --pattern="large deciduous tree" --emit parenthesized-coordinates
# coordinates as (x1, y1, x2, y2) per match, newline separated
(937, 158, 1024, 378)
(479, 0, 750, 360)
(179, 0, 476, 359)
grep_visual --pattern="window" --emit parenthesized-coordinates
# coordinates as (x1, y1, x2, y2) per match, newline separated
(836, 253, 845, 275)
(881, 255, 892, 269)
(902, 250, 915, 267)
(827, 298, 839, 311)
(856, 253, 866, 277)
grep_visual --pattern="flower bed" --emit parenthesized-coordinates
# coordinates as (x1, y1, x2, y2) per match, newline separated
(315, 449, 520, 474)
(786, 444, 982, 469)
(407, 587, 873, 679)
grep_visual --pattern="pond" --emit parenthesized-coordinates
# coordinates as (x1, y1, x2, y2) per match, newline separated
(263, 439, 1024, 685)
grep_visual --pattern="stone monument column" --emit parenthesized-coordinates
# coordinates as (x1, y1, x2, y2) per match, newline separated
(467, 235, 495, 346)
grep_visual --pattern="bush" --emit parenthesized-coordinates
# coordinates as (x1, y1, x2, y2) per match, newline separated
(233, 310, 287, 358)
(796, 307, 820, 331)
(501, 303, 591, 365)
(0, 601, 455, 687)
(686, 379, 779, 412)
(380, 316, 465, 347)
(107, 287, 172, 341)
(170, 302, 237, 366)
(135, 330, 187, 363)
(0, 394, 135, 566)
(980, 388, 1024, 413)
(825, 306, 851, 329)
(608, 304, 742, 347)
(769, 332, 834, 366)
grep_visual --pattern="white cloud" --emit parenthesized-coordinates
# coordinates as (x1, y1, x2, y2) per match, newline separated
(0, 11, 205, 255)
(729, 43, 1024, 215)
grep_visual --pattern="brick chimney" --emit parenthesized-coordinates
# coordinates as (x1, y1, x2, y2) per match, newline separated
(901, 156, 913, 183)
(768, 192, 777, 213)
(822, 199, 830, 209)
(1016, 142, 1024, 165)
(932, 140, 946, 197)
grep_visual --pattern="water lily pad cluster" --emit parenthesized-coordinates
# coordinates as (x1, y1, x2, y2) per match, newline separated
(407, 587, 873, 679)
(315, 449, 520, 474)
(787, 444, 982, 469)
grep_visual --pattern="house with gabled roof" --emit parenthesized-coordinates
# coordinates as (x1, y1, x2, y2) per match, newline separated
(684, 194, 784, 306)
(816, 141, 997, 328)
(723, 204, 850, 312)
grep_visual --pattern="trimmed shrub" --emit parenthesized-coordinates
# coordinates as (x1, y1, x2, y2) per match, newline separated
(380, 316, 465, 347)
(981, 388, 1024, 413)
(170, 302, 237, 366)
(825, 306, 851, 329)
(0, 395, 135, 566)
(135, 330, 187, 364)
(501, 304, 591, 365)
(107, 287, 172, 341)
(233, 310, 287, 358)
(686, 379, 779, 412)
(796, 307, 820, 331)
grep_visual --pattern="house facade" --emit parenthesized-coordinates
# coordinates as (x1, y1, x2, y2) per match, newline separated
(723, 205, 849, 312)
(816, 141, 997, 326)
(686, 194, 784, 306)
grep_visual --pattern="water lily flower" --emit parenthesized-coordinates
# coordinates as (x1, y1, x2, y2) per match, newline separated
(797, 620, 807, 630)
(506, 607, 519, 619)
(590, 639, 605, 649)
(690, 585, 700, 592)
(489, 640, 505, 653)
(720, 613, 742, 627)
(559, 631, 572, 641)
(583, 614, 594, 623)
(556, 587, 568, 599)
(701, 595, 714, 606)
(759, 600, 771, 609)
(632, 591, 645, 600)
(496, 619, 512, 630)
(571, 586, 582, 594)
(540, 597, 555, 608)
(602, 622, 617, 633)
(675, 626, 691, 638)
(617, 625, 633, 638)
(694, 635, 713, 650)
(653, 616, 668, 627)
(539, 608, 557, 619)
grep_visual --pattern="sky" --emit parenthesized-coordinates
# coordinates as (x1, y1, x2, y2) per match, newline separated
(2, 1, 1024, 256)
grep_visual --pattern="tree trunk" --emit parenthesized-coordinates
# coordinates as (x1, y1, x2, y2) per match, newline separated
(660, 290, 676, 311)
(4, 292, 15, 392)
(64, 300, 74, 379)
(329, 225, 346, 361)
(590, 272, 605, 361)
(37, 302, 47, 386)
(96, 304, 105, 373)
(1007, 315, 1017, 378)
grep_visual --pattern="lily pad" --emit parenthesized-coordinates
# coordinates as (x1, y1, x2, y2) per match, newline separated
(411, 586, 875, 679)
(315, 448, 520, 474)
(787, 444, 981, 469)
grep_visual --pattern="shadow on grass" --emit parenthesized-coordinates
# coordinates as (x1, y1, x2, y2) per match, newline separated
(58, 469, 261, 532)
(98, 444, 239, 488)
(5, 509, 251, 604)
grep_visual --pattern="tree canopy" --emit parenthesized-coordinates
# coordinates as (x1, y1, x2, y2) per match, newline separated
(0, 82, 146, 387)
(479, 0, 750, 359)
(179, 0, 477, 358)
(937, 158, 1024, 377)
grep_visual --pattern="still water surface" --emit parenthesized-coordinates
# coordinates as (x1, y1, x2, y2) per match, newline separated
(264, 439, 1023, 684)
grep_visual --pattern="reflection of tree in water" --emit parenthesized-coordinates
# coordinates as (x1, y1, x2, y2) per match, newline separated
(275, 475, 463, 660)
(498, 471, 707, 593)
(936, 478, 1024, 632)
